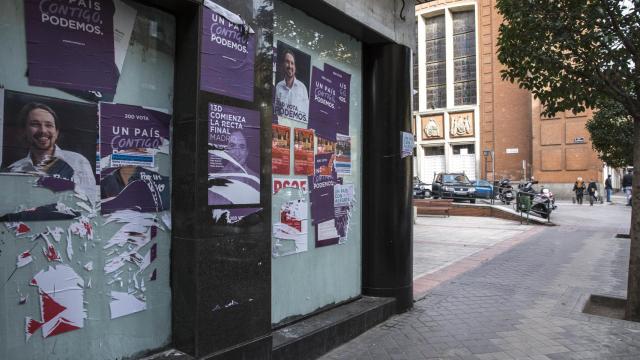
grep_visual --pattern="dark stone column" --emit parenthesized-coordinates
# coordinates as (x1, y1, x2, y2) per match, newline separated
(362, 43, 413, 313)
(171, 0, 274, 358)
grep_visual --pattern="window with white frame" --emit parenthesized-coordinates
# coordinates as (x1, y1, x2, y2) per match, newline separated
(424, 15, 446, 109)
(413, 18, 419, 111)
(452, 11, 476, 106)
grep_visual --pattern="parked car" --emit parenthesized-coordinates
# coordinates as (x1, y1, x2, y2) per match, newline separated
(431, 172, 476, 203)
(473, 179, 494, 199)
(413, 177, 432, 199)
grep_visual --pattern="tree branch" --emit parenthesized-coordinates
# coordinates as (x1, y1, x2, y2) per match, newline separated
(599, 0, 640, 64)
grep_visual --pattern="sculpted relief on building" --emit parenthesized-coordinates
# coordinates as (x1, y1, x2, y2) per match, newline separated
(421, 114, 444, 140)
(449, 112, 474, 138)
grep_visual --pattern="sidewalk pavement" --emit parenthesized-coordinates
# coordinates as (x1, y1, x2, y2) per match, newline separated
(413, 216, 537, 299)
(322, 202, 637, 359)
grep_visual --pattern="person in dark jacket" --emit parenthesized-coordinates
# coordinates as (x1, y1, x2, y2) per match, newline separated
(573, 177, 586, 205)
(587, 179, 598, 206)
(622, 169, 633, 206)
(605, 175, 613, 203)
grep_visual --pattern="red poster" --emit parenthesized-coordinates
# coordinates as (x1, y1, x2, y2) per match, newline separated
(294, 128, 314, 175)
(272, 124, 291, 175)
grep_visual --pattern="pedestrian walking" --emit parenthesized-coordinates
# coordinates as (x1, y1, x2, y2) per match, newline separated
(605, 174, 613, 203)
(573, 177, 586, 205)
(587, 179, 598, 206)
(622, 169, 633, 206)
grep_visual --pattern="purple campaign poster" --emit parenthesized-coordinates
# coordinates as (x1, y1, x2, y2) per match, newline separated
(308, 153, 337, 224)
(324, 64, 351, 135)
(308, 67, 338, 141)
(99, 103, 171, 213)
(24, 0, 118, 92)
(207, 103, 261, 206)
(200, 5, 256, 101)
(99, 103, 170, 162)
(273, 41, 311, 124)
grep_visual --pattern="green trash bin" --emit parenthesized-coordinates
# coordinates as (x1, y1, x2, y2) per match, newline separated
(516, 192, 531, 224)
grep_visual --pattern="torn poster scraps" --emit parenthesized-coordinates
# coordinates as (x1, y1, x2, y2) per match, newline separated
(6, 222, 31, 236)
(36, 176, 75, 192)
(212, 208, 262, 225)
(68, 217, 94, 241)
(43, 236, 62, 262)
(161, 212, 171, 230)
(16, 251, 34, 268)
(47, 226, 64, 242)
(334, 183, 356, 241)
(104, 210, 158, 227)
(273, 198, 308, 257)
(83, 261, 94, 272)
(103, 210, 160, 293)
(0, 203, 80, 222)
(109, 291, 146, 319)
(66, 216, 94, 261)
(26, 265, 86, 340)
(100, 169, 170, 214)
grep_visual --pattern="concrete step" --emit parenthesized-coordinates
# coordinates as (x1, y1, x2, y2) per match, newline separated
(272, 296, 396, 360)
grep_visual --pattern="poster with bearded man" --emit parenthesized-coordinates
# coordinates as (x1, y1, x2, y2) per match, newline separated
(273, 41, 311, 124)
(0, 89, 97, 197)
(207, 102, 261, 206)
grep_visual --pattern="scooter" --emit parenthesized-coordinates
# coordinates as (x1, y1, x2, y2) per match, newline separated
(518, 181, 555, 219)
(540, 186, 557, 210)
(497, 179, 514, 205)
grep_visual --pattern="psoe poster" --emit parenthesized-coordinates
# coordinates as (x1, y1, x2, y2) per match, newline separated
(207, 103, 261, 206)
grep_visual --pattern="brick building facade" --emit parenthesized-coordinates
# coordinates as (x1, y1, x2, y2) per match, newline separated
(414, 0, 611, 197)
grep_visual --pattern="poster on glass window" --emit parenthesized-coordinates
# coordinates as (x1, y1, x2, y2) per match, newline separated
(0, 89, 97, 198)
(207, 102, 260, 206)
(273, 41, 311, 124)
(308, 66, 338, 141)
(272, 124, 290, 175)
(293, 128, 313, 176)
(200, 0, 256, 101)
(99, 103, 171, 214)
(23, 0, 119, 93)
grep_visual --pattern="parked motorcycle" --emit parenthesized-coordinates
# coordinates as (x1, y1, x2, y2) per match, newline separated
(517, 181, 556, 219)
(496, 178, 514, 205)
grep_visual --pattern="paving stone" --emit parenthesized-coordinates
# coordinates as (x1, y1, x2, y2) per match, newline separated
(321, 204, 638, 360)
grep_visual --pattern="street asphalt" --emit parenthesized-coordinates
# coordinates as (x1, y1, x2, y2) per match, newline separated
(321, 197, 638, 359)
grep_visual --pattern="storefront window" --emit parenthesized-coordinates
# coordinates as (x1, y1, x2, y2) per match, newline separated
(0, 1, 175, 359)
(271, 0, 362, 325)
